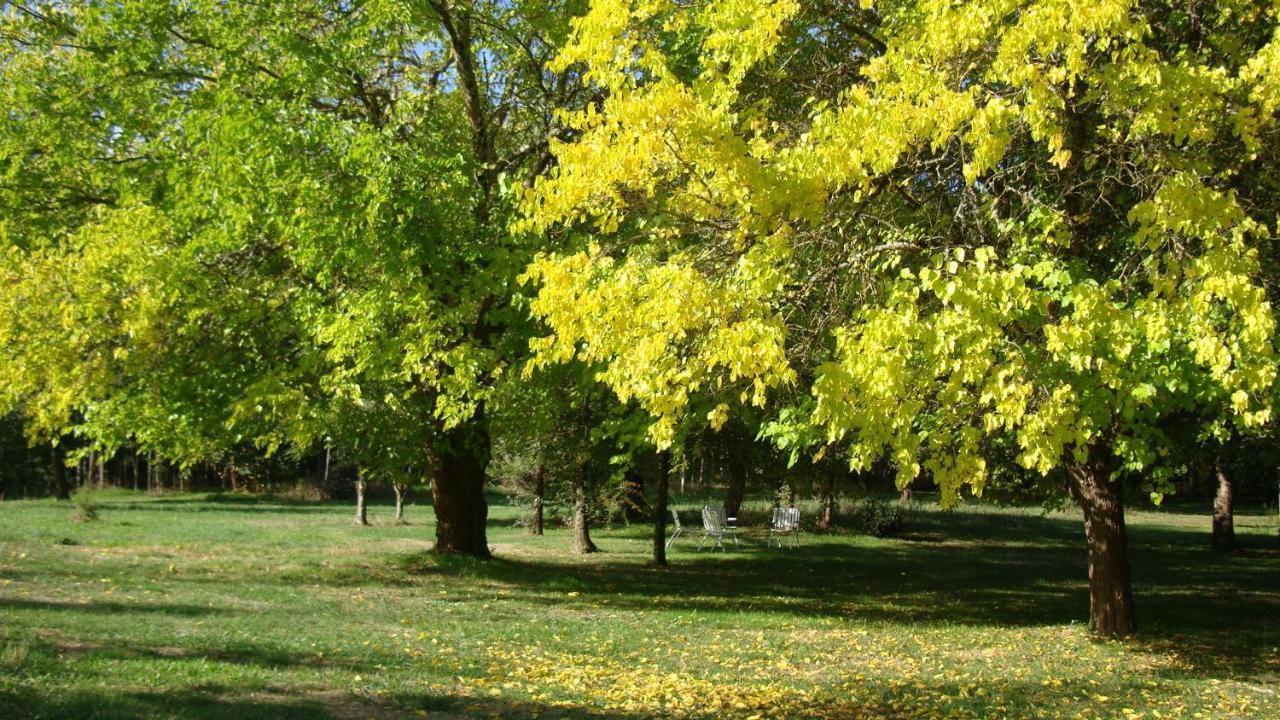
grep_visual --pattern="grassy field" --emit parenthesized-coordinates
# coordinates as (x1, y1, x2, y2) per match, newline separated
(1, 491, 1277, 719)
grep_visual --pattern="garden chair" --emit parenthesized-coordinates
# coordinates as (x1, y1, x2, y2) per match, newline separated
(665, 507, 685, 550)
(698, 505, 739, 551)
(768, 507, 801, 548)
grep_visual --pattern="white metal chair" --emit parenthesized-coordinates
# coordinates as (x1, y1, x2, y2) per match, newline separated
(665, 507, 684, 550)
(768, 507, 800, 548)
(698, 505, 739, 551)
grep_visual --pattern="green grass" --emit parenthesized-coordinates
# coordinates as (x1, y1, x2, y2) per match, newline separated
(1, 490, 1277, 719)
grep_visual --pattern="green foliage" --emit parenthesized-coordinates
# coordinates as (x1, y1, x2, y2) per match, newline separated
(523, 0, 1280, 506)
(844, 498, 906, 538)
(0, 1, 592, 494)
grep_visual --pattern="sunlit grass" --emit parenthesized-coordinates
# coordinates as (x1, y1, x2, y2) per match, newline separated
(1, 490, 1277, 719)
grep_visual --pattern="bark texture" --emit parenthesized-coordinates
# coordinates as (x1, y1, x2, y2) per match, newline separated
(653, 451, 670, 566)
(393, 483, 407, 525)
(429, 422, 491, 558)
(353, 473, 369, 526)
(1212, 462, 1235, 552)
(529, 464, 545, 536)
(724, 457, 747, 519)
(571, 463, 598, 554)
(50, 444, 71, 500)
(1068, 453, 1136, 637)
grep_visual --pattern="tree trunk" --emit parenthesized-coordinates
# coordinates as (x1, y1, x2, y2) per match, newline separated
(529, 464, 545, 536)
(1067, 453, 1136, 638)
(1212, 461, 1235, 552)
(50, 444, 71, 500)
(724, 458, 746, 519)
(428, 422, 491, 558)
(819, 491, 836, 530)
(393, 482, 407, 525)
(653, 450, 671, 566)
(571, 462, 598, 554)
(353, 471, 369, 526)
(899, 485, 913, 504)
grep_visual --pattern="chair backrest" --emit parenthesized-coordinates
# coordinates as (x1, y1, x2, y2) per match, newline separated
(702, 505, 727, 531)
(772, 507, 800, 531)
(671, 507, 682, 530)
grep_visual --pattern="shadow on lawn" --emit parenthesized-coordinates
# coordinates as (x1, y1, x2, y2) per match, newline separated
(395, 509, 1280, 681)
(0, 598, 227, 617)
(0, 687, 381, 720)
(5, 674, 1256, 720)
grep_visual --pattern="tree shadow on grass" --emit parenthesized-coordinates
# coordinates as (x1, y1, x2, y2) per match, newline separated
(0, 598, 227, 617)
(393, 509, 1280, 682)
(0, 687, 374, 720)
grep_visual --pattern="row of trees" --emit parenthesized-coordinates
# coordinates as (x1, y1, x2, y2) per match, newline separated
(2, 1, 1279, 637)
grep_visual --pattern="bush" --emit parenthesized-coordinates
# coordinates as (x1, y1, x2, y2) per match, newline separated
(845, 499, 905, 537)
(70, 491, 99, 523)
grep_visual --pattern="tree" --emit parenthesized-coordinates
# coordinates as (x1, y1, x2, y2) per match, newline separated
(0, 1, 592, 557)
(521, 1, 1280, 636)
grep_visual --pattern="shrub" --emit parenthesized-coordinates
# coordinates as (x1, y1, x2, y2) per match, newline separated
(70, 491, 99, 523)
(845, 499, 905, 537)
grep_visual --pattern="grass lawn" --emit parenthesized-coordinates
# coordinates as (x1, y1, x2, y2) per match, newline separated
(1, 491, 1277, 719)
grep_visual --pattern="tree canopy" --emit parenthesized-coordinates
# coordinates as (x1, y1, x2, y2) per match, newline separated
(521, 0, 1280, 634)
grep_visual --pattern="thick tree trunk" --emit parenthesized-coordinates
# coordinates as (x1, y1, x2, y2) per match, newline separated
(393, 482, 407, 525)
(353, 472, 369, 526)
(428, 422, 491, 558)
(50, 444, 71, 500)
(724, 459, 747, 519)
(1068, 454, 1136, 638)
(529, 464, 545, 536)
(1212, 461, 1235, 552)
(899, 485, 913, 504)
(653, 451, 671, 566)
(571, 463, 598, 554)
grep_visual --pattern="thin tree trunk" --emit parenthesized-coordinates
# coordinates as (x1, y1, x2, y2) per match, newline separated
(393, 482, 407, 525)
(724, 458, 746, 519)
(819, 490, 836, 530)
(50, 444, 70, 500)
(132, 449, 139, 491)
(572, 462, 598, 554)
(653, 450, 671, 566)
(1212, 461, 1235, 552)
(1068, 452, 1136, 637)
(428, 421, 491, 558)
(529, 464, 545, 536)
(353, 471, 369, 526)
